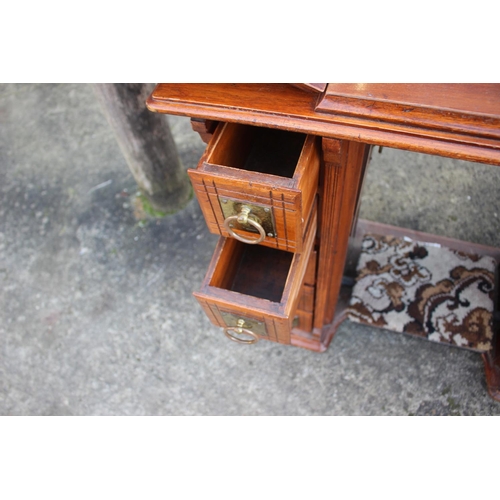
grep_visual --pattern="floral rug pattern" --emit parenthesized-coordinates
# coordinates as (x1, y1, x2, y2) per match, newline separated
(346, 234, 496, 352)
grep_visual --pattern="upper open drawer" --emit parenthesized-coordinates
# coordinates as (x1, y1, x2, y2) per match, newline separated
(188, 122, 320, 253)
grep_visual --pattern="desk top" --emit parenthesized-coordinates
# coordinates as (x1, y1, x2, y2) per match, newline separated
(147, 83, 500, 166)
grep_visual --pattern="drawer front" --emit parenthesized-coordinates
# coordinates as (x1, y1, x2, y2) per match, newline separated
(188, 122, 320, 253)
(195, 300, 289, 344)
(194, 206, 317, 345)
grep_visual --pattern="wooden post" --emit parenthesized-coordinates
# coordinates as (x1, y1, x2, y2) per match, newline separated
(313, 138, 371, 346)
(93, 83, 191, 214)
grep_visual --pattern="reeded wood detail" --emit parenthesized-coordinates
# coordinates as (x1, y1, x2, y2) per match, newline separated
(313, 139, 371, 345)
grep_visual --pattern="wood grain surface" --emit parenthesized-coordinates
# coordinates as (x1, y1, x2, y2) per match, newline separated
(147, 83, 500, 165)
(188, 122, 319, 253)
(193, 206, 317, 345)
(147, 83, 500, 398)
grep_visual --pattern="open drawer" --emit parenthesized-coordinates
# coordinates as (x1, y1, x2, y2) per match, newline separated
(193, 206, 317, 344)
(188, 122, 320, 253)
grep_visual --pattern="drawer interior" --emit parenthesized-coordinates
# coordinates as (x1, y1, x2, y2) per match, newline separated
(210, 239, 294, 303)
(208, 123, 306, 178)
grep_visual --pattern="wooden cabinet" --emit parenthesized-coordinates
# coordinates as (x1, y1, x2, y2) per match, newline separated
(188, 122, 320, 253)
(147, 83, 500, 401)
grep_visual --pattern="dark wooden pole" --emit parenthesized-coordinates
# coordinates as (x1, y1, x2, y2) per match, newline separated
(93, 83, 191, 214)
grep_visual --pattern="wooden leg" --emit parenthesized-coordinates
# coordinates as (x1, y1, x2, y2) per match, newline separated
(93, 84, 192, 214)
(482, 350, 500, 401)
(312, 138, 371, 348)
(482, 263, 500, 401)
(344, 145, 372, 279)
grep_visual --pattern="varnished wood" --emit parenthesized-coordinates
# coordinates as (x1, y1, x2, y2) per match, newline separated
(207, 235, 245, 292)
(290, 83, 328, 94)
(319, 84, 500, 122)
(190, 118, 218, 144)
(294, 309, 314, 333)
(303, 249, 317, 286)
(313, 139, 371, 346)
(147, 83, 500, 166)
(229, 245, 293, 302)
(483, 351, 500, 401)
(287, 250, 318, 342)
(297, 284, 314, 312)
(147, 83, 500, 401)
(289, 330, 326, 352)
(194, 207, 317, 344)
(483, 262, 500, 399)
(188, 122, 319, 253)
(354, 219, 500, 260)
(147, 84, 319, 128)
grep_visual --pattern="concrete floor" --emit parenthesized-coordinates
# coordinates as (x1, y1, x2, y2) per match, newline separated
(1, 83, 500, 415)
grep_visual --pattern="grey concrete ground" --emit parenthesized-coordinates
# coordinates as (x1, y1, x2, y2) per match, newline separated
(1, 83, 500, 415)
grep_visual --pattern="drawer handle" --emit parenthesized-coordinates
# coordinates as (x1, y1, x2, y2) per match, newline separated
(224, 319, 259, 344)
(223, 205, 266, 244)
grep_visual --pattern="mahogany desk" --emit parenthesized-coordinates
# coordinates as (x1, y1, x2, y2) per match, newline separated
(147, 84, 500, 401)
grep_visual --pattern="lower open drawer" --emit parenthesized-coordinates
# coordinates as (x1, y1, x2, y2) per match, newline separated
(194, 206, 317, 344)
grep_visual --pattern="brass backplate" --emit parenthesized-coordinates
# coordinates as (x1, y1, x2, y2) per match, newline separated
(219, 197, 276, 237)
(220, 311, 268, 337)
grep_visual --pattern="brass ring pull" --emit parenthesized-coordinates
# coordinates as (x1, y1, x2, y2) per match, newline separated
(224, 320, 259, 344)
(223, 205, 266, 244)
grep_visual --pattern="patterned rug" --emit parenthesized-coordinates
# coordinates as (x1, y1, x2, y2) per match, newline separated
(346, 234, 497, 352)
